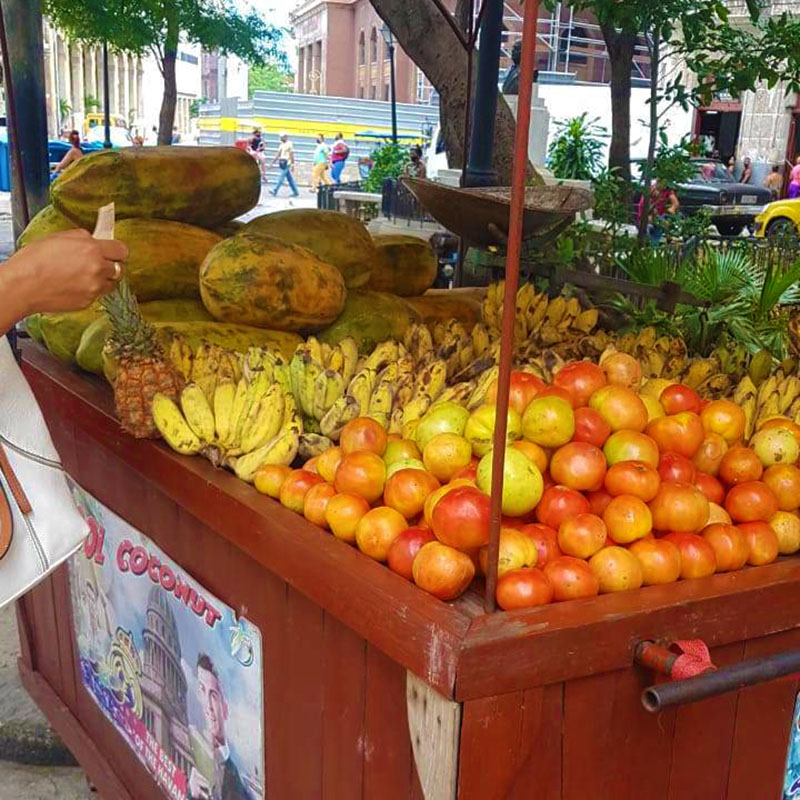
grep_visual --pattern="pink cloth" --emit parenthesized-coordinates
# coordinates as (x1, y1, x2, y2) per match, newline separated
(791, 164, 800, 184)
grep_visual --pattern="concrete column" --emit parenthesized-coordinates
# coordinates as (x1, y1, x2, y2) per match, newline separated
(85, 46, 97, 103)
(108, 53, 118, 115)
(129, 57, 137, 128)
(296, 46, 305, 93)
(306, 47, 313, 93)
(71, 42, 85, 133)
(137, 61, 144, 121)
(55, 34, 71, 132)
(96, 47, 104, 106)
(43, 23, 58, 136)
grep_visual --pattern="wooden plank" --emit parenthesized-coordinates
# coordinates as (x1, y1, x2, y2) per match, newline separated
(51, 565, 78, 711)
(19, 661, 135, 800)
(26, 578, 63, 699)
(23, 346, 471, 699)
(321, 614, 367, 800)
(563, 668, 675, 800)
(508, 683, 563, 800)
(283, 587, 325, 799)
(363, 644, 415, 800)
(667, 641, 745, 800)
(407, 671, 461, 800)
(459, 562, 800, 698)
(15, 595, 34, 669)
(458, 692, 524, 800)
(727, 629, 800, 800)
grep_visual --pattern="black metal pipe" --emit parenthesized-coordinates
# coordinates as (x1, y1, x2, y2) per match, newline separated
(388, 42, 398, 144)
(103, 41, 112, 149)
(641, 647, 800, 713)
(0, 0, 50, 240)
(464, 0, 503, 187)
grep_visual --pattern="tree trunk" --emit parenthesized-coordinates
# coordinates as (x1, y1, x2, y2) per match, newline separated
(601, 23, 636, 182)
(369, 0, 541, 185)
(638, 29, 661, 240)
(157, 16, 180, 146)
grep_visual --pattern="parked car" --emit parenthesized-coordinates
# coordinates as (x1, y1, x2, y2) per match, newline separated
(633, 158, 771, 236)
(753, 198, 800, 240)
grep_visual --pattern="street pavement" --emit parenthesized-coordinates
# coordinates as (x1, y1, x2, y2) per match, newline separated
(0, 185, 316, 794)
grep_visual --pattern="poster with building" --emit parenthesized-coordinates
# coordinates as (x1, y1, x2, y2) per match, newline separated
(68, 480, 264, 800)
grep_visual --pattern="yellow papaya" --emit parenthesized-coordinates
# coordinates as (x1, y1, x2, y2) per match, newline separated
(404, 288, 485, 328)
(367, 234, 438, 296)
(102, 321, 302, 382)
(40, 305, 103, 364)
(76, 299, 214, 375)
(17, 204, 80, 248)
(51, 146, 260, 228)
(24, 314, 44, 343)
(318, 290, 421, 353)
(243, 209, 374, 288)
(199, 233, 347, 333)
(115, 219, 221, 301)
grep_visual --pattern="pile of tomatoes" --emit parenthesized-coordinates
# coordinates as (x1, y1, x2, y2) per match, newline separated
(254, 353, 800, 612)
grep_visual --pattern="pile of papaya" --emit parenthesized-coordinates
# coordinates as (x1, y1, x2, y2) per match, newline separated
(22, 145, 470, 378)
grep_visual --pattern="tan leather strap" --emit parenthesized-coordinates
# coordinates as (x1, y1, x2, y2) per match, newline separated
(0, 443, 32, 515)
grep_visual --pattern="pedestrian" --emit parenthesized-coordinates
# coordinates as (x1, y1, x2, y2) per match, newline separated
(727, 156, 736, 179)
(765, 165, 783, 199)
(270, 133, 300, 197)
(311, 133, 333, 191)
(249, 127, 268, 181)
(53, 130, 84, 175)
(330, 132, 350, 185)
(638, 181, 679, 245)
(741, 157, 752, 184)
(404, 146, 427, 179)
(788, 158, 800, 200)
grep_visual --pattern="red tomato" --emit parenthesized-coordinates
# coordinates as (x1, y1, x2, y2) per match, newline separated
(487, 371, 546, 415)
(553, 361, 607, 408)
(431, 486, 492, 550)
(589, 385, 648, 432)
(412, 542, 476, 600)
(719, 446, 763, 485)
(649, 482, 710, 532)
(662, 532, 717, 578)
(543, 556, 600, 601)
(340, 417, 388, 455)
(762, 464, 800, 511)
(549, 442, 607, 492)
(386, 527, 436, 580)
(737, 521, 780, 566)
(535, 385, 574, 406)
(658, 451, 696, 484)
(586, 488, 614, 516)
(700, 523, 749, 572)
(572, 407, 612, 448)
(694, 472, 725, 505)
(603, 494, 653, 544)
(660, 383, 701, 415)
(724, 480, 778, 523)
(557, 513, 607, 559)
(535, 485, 590, 529)
(496, 567, 554, 610)
(603, 430, 659, 469)
(518, 523, 562, 567)
(646, 412, 705, 459)
(279, 469, 325, 514)
(384, 468, 441, 519)
(604, 460, 661, 502)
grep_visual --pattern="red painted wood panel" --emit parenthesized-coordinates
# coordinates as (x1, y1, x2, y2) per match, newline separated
(51, 565, 78, 711)
(667, 641, 745, 800)
(363, 644, 416, 800)
(321, 615, 367, 800)
(27, 578, 62, 698)
(727, 629, 800, 800)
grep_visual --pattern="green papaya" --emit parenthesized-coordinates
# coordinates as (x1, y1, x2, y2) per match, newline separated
(40, 306, 103, 364)
(24, 314, 44, 343)
(17, 204, 80, 248)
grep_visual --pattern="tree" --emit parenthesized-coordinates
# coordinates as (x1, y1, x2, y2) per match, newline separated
(368, 0, 541, 185)
(248, 62, 294, 96)
(44, 0, 284, 145)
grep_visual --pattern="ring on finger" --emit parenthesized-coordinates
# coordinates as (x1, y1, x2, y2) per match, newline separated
(112, 262, 122, 280)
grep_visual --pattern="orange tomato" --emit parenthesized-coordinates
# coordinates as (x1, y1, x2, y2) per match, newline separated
(557, 513, 608, 559)
(340, 417, 388, 455)
(549, 442, 607, 492)
(553, 361, 607, 407)
(571, 407, 612, 448)
(303, 482, 337, 528)
(694, 472, 725, 505)
(422, 433, 473, 482)
(279, 470, 325, 514)
(601, 351, 642, 389)
(700, 523, 749, 571)
(604, 461, 661, 502)
(649, 482, 710, 532)
(518, 523, 562, 567)
(334, 451, 387, 504)
(536, 485, 590, 529)
(692, 433, 728, 476)
(486, 370, 546, 415)
(662, 532, 717, 578)
(737, 521, 779, 566)
(629, 538, 682, 585)
(316, 446, 343, 483)
(603, 430, 659, 469)
(603, 494, 652, 544)
(646, 412, 705, 459)
(496, 567, 554, 610)
(326, 492, 371, 543)
(431, 486, 491, 550)
(589, 385, 648, 432)
(763, 464, 800, 511)
(355, 506, 408, 561)
(588, 546, 644, 593)
(660, 383, 701, 415)
(719, 446, 763, 486)
(254, 464, 292, 498)
(724, 480, 778, 523)
(412, 542, 476, 600)
(387, 526, 436, 580)
(586, 488, 615, 516)
(700, 399, 745, 444)
(512, 440, 550, 473)
(384, 468, 441, 519)
(543, 556, 600, 600)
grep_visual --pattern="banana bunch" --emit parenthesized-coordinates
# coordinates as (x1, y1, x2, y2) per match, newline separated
(152, 346, 301, 482)
(289, 336, 359, 428)
(169, 338, 243, 403)
(739, 370, 800, 434)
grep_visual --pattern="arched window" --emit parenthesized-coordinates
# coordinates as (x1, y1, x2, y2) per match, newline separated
(358, 31, 365, 65)
(370, 28, 378, 63)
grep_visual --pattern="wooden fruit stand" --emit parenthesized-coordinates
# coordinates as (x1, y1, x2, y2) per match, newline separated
(16, 341, 800, 800)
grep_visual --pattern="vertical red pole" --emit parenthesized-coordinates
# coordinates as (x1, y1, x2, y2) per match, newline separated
(484, 0, 540, 612)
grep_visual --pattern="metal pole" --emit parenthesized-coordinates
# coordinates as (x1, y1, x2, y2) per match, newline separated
(484, 0, 540, 612)
(103, 41, 112, 149)
(464, 0, 504, 187)
(0, 0, 50, 241)
(389, 40, 398, 144)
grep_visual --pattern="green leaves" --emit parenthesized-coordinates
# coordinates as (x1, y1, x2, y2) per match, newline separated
(547, 114, 607, 181)
(362, 143, 411, 193)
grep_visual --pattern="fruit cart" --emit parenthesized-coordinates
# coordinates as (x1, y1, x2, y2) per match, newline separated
(15, 342, 800, 800)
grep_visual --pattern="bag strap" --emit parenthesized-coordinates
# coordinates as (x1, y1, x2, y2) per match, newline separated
(0, 443, 32, 515)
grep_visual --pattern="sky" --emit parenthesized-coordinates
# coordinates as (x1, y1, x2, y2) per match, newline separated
(249, 1, 298, 66)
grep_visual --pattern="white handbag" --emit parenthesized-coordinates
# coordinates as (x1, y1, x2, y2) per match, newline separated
(0, 335, 88, 608)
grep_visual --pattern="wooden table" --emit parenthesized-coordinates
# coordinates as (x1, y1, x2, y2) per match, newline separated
(17, 342, 800, 800)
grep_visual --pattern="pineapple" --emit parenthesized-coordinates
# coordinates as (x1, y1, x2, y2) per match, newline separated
(101, 279, 183, 438)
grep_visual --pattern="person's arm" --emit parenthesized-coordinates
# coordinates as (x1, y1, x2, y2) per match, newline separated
(53, 149, 74, 174)
(669, 191, 680, 214)
(0, 229, 128, 335)
(269, 148, 280, 166)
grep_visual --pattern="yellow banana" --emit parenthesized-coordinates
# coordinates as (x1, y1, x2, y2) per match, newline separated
(368, 381, 394, 427)
(339, 337, 359, 384)
(299, 357, 323, 419)
(280, 392, 304, 436)
(313, 368, 345, 420)
(180, 383, 215, 444)
(213, 381, 236, 445)
(225, 378, 249, 449)
(232, 429, 300, 482)
(471, 323, 491, 358)
(347, 367, 376, 411)
(572, 308, 598, 334)
(298, 433, 334, 460)
(320, 394, 360, 440)
(327, 346, 345, 375)
(365, 340, 399, 371)
(240, 384, 285, 454)
(152, 393, 202, 455)
(306, 336, 324, 366)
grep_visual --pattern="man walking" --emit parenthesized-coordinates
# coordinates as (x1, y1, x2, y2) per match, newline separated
(330, 132, 350, 185)
(270, 133, 299, 197)
(311, 133, 333, 191)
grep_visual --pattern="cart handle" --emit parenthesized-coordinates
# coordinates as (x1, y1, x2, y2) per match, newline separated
(635, 640, 800, 712)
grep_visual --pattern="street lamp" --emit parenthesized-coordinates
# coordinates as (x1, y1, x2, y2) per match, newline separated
(380, 23, 398, 144)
